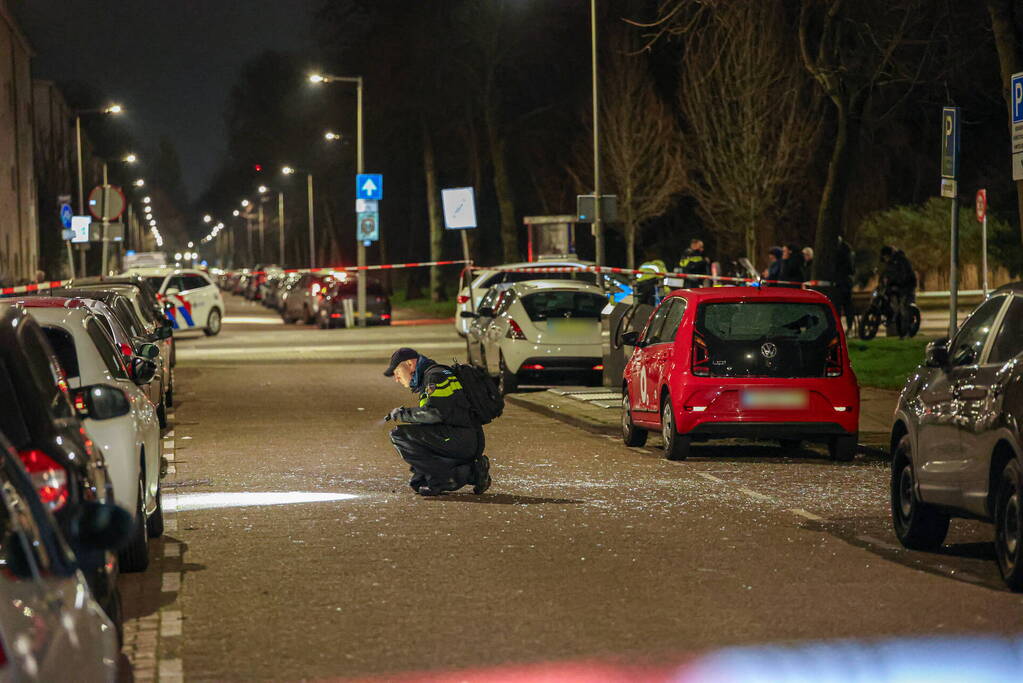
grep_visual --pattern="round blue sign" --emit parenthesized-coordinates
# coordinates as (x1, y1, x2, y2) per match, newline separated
(60, 203, 73, 229)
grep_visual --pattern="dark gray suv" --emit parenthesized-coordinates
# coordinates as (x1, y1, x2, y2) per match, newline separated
(889, 284, 1023, 590)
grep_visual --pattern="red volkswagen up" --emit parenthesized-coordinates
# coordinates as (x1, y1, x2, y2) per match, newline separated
(621, 286, 859, 460)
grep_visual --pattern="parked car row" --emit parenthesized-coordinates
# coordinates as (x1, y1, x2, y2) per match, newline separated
(0, 271, 187, 679)
(467, 261, 1021, 591)
(215, 268, 391, 328)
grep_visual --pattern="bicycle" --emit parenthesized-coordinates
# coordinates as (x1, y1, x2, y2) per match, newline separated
(857, 286, 921, 340)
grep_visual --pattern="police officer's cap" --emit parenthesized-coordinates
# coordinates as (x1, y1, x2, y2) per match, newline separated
(383, 347, 419, 376)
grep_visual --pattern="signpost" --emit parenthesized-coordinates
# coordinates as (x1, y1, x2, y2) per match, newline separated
(58, 194, 73, 278)
(941, 106, 960, 338)
(441, 187, 478, 265)
(355, 173, 383, 327)
(977, 189, 988, 295)
(576, 194, 618, 223)
(88, 176, 126, 276)
(1012, 72, 1023, 180)
(70, 216, 91, 244)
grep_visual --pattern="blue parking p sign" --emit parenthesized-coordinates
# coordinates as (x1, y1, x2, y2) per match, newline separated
(356, 174, 383, 200)
(1013, 73, 1023, 124)
(941, 106, 960, 180)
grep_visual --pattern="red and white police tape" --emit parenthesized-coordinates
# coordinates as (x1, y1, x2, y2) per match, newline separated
(0, 279, 75, 297)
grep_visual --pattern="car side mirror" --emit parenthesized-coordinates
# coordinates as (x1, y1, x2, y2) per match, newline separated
(622, 331, 640, 347)
(165, 287, 181, 296)
(155, 324, 173, 340)
(477, 306, 494, 318)
(131, 358, 158, 385)
(460, 311, 479, 319)
(73, 502, 133, 552)
(136, 342, 160, 360)
(73, 385, 131, 420)
(924, 339, 950, 368)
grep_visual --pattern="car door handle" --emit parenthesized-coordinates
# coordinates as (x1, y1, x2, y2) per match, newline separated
(954, 386, 988, 400)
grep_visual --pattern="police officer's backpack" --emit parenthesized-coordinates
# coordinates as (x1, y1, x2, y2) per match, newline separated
(448, 362, 504, 425)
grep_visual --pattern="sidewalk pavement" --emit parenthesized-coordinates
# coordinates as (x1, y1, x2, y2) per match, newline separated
(507, 385, 899, 458)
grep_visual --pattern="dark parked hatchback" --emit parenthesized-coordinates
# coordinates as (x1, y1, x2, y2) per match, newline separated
(890, 283, 1023, 590)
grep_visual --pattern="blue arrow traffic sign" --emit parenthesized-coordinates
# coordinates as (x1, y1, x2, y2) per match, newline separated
(356, 173, 383, 200)
(60, 203, 73, 229)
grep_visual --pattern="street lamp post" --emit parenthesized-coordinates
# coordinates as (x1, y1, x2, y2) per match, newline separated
(73, 104, 122, 277)
(283, 166, 316, 269)
(310, 73, 365, 325)
(591, 0, 604, 267)
(277, 191, 285, 266)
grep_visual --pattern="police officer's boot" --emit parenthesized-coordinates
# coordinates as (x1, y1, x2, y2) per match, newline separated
(472, 455, 491, 495)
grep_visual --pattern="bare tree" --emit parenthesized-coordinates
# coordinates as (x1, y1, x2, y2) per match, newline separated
(676, 1, 820, 261)
(598, 33, 685, 269)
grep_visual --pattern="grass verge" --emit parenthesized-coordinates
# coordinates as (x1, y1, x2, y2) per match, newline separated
(389, 291, 456, 319)
(848, 336, 934, 390)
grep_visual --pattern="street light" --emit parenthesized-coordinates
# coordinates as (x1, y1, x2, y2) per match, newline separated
(133, 178, 145, 187)
(240, 199, 250, 208)
(280, 165, 316, 270)
(311, 71, 365, 323)
(187, 241, 194, 248)
(324, 131, 341, 142)
(203, 214, 212, 223)
(233, 209, 240, 217)
(143, 196, 151, 204)
(258, 185, 269, 194)
(124, 153, 137, 164)
(104, 104, 123, 114)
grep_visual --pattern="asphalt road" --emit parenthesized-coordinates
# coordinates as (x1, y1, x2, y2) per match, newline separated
(120, 296, 1023, 682)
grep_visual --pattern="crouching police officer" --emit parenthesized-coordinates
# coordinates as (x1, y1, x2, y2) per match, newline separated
(384, 347, 491, 496)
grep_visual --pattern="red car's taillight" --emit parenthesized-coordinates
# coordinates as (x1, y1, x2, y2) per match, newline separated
(825, 336, 842, 377)
(457, 294, 470, 304)
(18, 449, 69, 511)
(506, 319, 527, 340)
(691, 332, 710, 376)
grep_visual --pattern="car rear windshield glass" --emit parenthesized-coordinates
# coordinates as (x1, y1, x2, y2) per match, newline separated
(520, 291, 606, 321)
(695, 301, 837, 377)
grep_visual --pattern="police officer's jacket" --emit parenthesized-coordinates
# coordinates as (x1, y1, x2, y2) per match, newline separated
(395, 356, 475, 428)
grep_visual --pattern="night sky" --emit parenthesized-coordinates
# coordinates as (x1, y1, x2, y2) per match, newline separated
(16, 0, 317, 201)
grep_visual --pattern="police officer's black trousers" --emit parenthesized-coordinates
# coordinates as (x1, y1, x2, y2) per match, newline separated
(389, 424, 483, 491)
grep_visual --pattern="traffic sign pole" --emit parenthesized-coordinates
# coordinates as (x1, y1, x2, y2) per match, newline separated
(941, 107, 961, 339)
(977, 189, 989, 296)
(101, 163, 110, 276)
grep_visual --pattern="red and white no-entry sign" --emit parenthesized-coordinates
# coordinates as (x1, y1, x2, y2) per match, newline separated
(976, 188, 987, 222)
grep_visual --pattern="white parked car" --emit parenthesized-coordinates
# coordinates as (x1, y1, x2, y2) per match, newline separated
(455, 259, 630, 336)
(463, 280, 608, 394)
(2, 299, 164, 573)
(129, 267, 225, 335)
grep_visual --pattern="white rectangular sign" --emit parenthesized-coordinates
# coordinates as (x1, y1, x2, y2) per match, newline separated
(441, 187, 478, 229)
(1014, 152, 1023, 181)
(70, 215, 91, 244)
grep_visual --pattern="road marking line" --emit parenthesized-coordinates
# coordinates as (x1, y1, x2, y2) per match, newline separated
(789, 508, 825, 521)
(160, 611, 182, 637)
(697, 472, 724, 483)
(165, 452, 174, 462)
(158, 657, 183, 683)
(165, 518, 178, 532)
(166, 430, 175, 438)
(163, 495, 177, 512)
(161, 572, 180, 593)
(164, 542, 180, 558)
(166, 465, 176, 475)
(163, 440, 174, 450)
(737, 486, 776, 503)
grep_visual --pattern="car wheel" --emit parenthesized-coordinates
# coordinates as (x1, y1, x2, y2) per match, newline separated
(119, 474, 150, 572)
(498, 354, 517, 395)
(621, 392, 647, 447)
(891, 436, 949, 551)
(858, 309, 881, 341)
(995, 459, 1023, 591)
(661, 397, 689, 461)
(157, 399, 168, 429)
(109, 585, 124, 646)
(147, 485, 164, 538)
(829, 435, 857, 462)
(204, 308, 222, 336)
(908, 305, 922, 338)
(778, 438, 802, 451)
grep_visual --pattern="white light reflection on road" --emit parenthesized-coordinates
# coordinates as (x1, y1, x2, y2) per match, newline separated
(222, 316, 287, 325)
(173, 491, 357, 511)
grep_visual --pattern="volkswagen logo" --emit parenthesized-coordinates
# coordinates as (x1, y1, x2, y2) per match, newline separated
(761, 342, 778, 359)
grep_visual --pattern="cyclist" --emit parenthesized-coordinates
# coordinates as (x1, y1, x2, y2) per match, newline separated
(879, 245, 917, 338)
